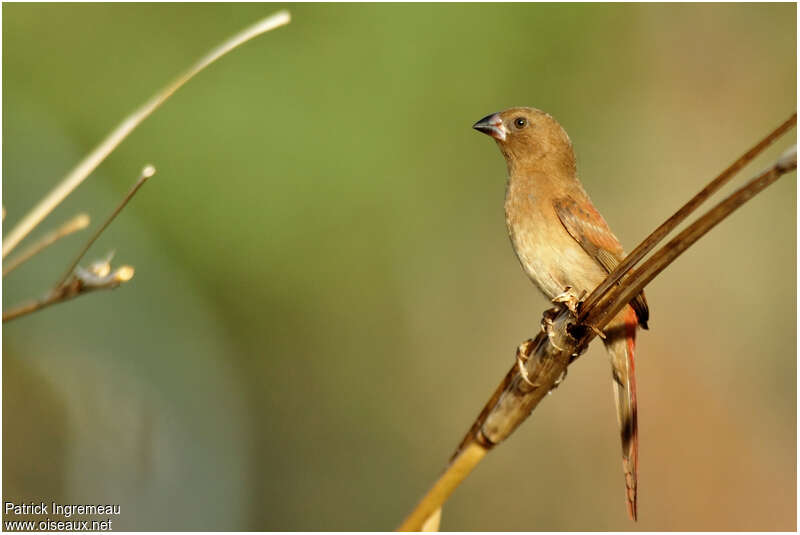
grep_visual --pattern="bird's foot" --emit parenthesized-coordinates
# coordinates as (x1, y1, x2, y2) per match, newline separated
(551, 286, 585, 315)
(517, 336, 569, 391)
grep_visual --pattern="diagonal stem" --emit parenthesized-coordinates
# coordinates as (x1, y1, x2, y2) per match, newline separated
(4, 284, 78, 323)
(585, 145, 796, 331)
(55, 165, 155, 288)
(579, 113, 796, 322)
(3, 213, 89, 276)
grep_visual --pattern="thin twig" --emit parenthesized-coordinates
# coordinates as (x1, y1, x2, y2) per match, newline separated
(3, 299, 46, 322)
(55, 165, 155, 288)
(4, 165, 157, 323)
(2, 264, 135, 323)
(399, 138, 796, 531)
(586, 144, 797, 331)
(1, 10, 291, 258)
(579, 113, 797, 320)
(3, 213, 90, 276)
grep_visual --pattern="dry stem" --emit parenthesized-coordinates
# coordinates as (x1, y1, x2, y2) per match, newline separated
(580, 113, 796, 318)
(1, 10, 291, 258)
(3, 166, 157, 323)
(585, 144, 796, 331)
(3, 263, 134, 323)
(55, 165, 155, 287)
(398, 443, 486, 532)
(3, 213, 90, 276)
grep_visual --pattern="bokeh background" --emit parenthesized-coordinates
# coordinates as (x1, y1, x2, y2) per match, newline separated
(2, 3, 796, 531)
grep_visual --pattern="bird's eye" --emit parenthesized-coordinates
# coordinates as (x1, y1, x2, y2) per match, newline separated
(514, 117, 527, 129)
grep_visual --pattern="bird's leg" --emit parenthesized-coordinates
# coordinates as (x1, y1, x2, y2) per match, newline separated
(520, 312, 572, 393)
(518, 306, 574, 388)
(552, 286, 606, 339)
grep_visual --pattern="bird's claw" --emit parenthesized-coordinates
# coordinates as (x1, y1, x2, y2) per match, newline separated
(551, 286, 585, 315)
(517, 336, 569, 392)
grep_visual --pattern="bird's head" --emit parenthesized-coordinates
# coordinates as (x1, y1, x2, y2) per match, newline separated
(473, 107, 576, 174)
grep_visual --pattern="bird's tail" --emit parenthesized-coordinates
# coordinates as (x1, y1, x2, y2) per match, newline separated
(603, 306, 640, 521)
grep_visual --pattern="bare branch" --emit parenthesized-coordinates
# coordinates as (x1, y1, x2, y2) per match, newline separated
(3, 213, 90, 276)
(1, 10, 291, 258)
(4, 165, 157, 323)
(585, 144, 797, 331)
(3, 261, 134, 323)
(55, 165, 155, 288)
(580, 113, 797, 317)
(399, 309, 581, 532)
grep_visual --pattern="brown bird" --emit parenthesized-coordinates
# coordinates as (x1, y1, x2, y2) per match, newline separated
(473, 107, 649, 521)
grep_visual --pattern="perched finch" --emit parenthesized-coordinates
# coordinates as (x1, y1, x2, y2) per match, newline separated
(473, 107, 649, 521)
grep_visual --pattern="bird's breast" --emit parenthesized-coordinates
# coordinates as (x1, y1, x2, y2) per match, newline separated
(504, 182, 607, 300)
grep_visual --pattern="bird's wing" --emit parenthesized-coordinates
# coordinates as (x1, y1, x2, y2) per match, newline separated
(553, 197, 649, 328)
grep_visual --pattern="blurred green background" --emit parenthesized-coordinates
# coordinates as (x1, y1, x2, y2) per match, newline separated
(2, 3, 796, 531)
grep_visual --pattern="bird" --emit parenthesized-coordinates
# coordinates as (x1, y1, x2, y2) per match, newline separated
(473, 107, 649, 521)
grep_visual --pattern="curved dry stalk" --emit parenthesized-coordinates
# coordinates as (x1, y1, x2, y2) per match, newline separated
(3, 213, 90, 276)
(399, 134, 796, 531)
(580, 113, 796, 317)
(586, 144, 797, 331)
(1, 10, 291, 258)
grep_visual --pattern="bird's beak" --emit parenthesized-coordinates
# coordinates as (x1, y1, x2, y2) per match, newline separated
(472, 113, 507, 141)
